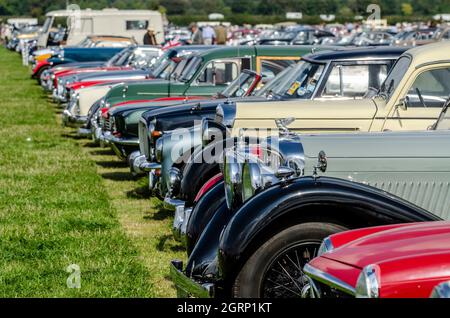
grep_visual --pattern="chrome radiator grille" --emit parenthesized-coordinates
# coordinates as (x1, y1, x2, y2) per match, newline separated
(103, 116, 112, 132)
(139, 120, 150, 159)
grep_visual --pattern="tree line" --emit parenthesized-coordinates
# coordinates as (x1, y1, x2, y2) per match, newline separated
(0, 0, 448, 21)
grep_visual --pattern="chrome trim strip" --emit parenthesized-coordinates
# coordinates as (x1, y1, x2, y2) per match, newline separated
(303, 263, 356, 296)
(104, 134, 139, 146)
(170, 261, 214, 298)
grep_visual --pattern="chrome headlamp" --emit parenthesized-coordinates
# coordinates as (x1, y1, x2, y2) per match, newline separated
(155, 137, 163, 163)
(201, 118, 225, 147)
(355, 264, 381, 298)
(224, 149, 244, 210)
(168, 167, 182, 196)
(241, 147, 282, 202)
(215, 102, 236, 127)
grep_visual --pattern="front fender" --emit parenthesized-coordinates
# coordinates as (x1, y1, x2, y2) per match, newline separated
(218, 176, 440, 286)
(180, 137, 236, 205)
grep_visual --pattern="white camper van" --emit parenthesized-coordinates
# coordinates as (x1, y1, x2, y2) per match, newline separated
(37, 8, 164, 48)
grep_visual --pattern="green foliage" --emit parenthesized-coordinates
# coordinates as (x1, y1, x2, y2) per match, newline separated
(0, 0, 443, 20)
(401, 3, 414, 16)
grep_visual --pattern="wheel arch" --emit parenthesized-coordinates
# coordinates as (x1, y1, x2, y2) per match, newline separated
(217, 176, 440, 292)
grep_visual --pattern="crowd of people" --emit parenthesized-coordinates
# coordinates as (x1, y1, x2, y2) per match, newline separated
(188, 22, 227, 45)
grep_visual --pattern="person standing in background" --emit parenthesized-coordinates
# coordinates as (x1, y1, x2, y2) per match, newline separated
(189, 23, 204, 44)
(202, 24, 215, 45)
(215, 23, 227, 45)
(143, 27, 157, 45)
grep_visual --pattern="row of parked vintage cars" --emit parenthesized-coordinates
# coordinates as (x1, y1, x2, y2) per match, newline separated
(30, 41, 450, 298)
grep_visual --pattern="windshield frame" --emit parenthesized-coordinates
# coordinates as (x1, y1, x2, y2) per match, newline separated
(219, 70, 259, 98)
(178, 55, 203, 83)
(255, 59, 326, 99)
(41, 17, 53, 34)
(378, 54, 412, 100)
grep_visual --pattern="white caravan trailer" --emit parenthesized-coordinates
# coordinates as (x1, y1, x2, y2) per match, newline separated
(7, 18, 38, 28)
(37, 8, 164, 48)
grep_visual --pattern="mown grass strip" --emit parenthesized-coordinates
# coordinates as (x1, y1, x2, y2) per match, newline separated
(0, 47, 160, 297)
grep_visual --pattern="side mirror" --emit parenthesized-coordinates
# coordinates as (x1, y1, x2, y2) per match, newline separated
(397, 96, 409, 111)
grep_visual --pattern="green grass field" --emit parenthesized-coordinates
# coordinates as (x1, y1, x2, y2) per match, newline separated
(0, 47, 184, 297)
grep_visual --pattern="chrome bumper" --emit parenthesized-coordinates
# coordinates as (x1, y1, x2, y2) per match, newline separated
(170, 260, 215, 298)
(104, 133, 139, 147)
(164, 196, 192, 243)
(77, 128, 91, 138)
(103, 134, 139, 160)
(92, 127, 106, 147)
(128, 151, 159, 176)
(62, 110, 87, 128)
(52, 89, 67, 103)
(302, 263, 356, 298)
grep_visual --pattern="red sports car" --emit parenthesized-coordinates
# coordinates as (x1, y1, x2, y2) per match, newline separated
(303, 221, 450, 298)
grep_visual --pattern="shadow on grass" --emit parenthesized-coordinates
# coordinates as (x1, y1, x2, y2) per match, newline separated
(144, 207, 172, 221)
(89, 149, 115, 156)
(100, 171, 136, 181)
(83, 142, 100, 148)
(126, 185, 151, 199)
(96, 160, 127, 169)
(61, 132, 85, 140)
(156, 234, 185, 252)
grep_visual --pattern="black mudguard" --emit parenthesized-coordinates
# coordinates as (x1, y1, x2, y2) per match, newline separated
(217, 176, 440, 287)
(186, 181, 225, 255)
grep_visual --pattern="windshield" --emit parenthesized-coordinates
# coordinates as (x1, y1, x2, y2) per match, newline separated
(131, 50, 160, 68)
(113, 49, 133, 66)
(76, 37, 92, 47)
(169, 56, 191, 80)
(41, 17, 53, 34)
(150, 54, 173, 78)
(179, 56, 203, 82)
(433, 29, 444, 39)
(254, 60, 325, 99)
(378, 55, 411, 99)
(105, 49, 127, 67)
(220, 71, 258, 98)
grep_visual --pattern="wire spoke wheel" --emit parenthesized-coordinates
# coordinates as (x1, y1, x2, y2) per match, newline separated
(261, 241, 321, 298)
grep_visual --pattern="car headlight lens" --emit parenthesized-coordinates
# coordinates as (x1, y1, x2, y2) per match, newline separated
(201, 118, 225, 147)
(241, 161, 261, 202)
(155, 138, 163, 163)
(355, 264, 380, 298)
(431, 281, 450, 298)
(317, 236, 334, 257)
(168, 167, 182, 196)
(224, 149, 243, 210)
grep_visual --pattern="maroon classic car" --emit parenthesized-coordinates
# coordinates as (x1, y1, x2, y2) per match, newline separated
(303, 221, 450, 298)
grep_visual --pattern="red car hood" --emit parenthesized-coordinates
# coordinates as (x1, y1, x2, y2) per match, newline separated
(325, 221, 450, 269)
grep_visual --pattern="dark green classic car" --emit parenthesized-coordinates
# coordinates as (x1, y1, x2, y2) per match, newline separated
(102, 45, 328, 107)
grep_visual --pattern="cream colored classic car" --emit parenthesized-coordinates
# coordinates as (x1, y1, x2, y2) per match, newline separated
(63, 84, 118, 127)
(226, 41, 450, 135)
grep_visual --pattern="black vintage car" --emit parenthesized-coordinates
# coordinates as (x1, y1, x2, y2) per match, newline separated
(169, 98, 450, 297)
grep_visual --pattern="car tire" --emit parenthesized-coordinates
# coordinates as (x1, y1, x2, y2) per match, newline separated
(36, 66, 49, 85)
(232, 222, 348, 298)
